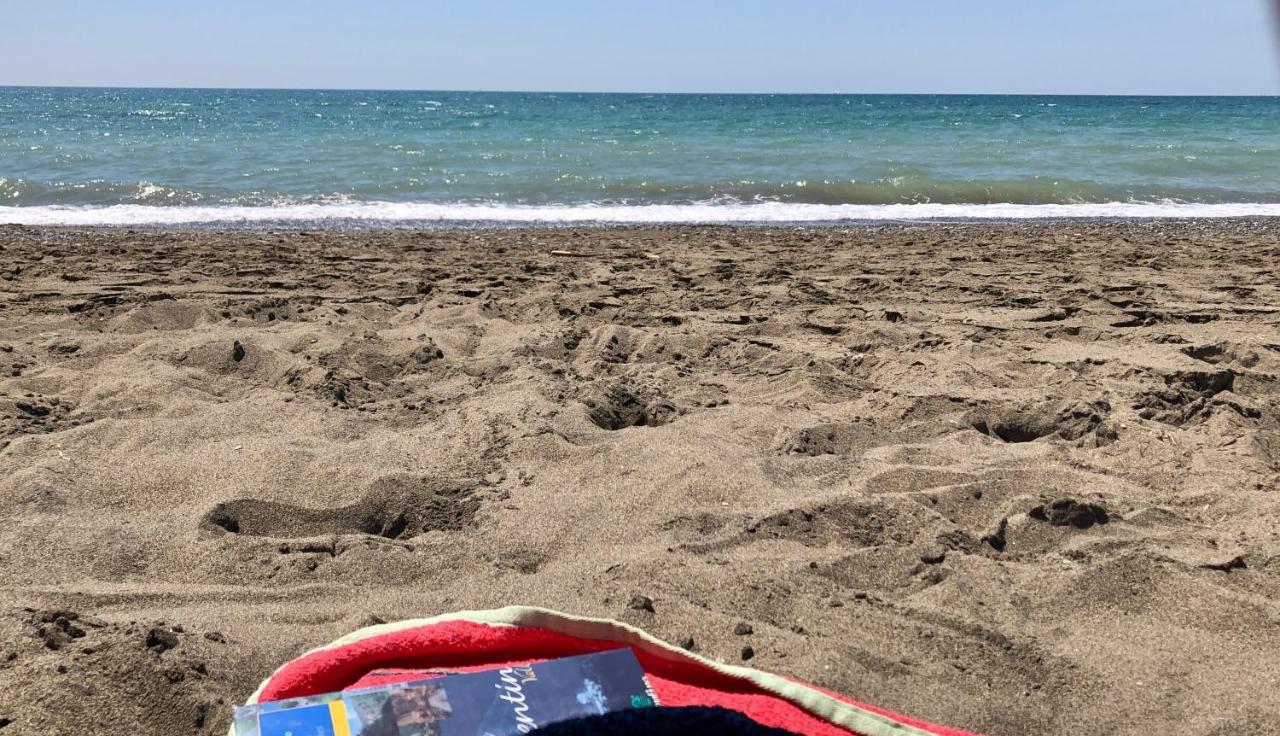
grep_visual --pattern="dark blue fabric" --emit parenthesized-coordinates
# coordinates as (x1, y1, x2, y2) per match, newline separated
(538, 706, 802, 736)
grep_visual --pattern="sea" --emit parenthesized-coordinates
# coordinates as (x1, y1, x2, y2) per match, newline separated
(1, 87, 1278, 226)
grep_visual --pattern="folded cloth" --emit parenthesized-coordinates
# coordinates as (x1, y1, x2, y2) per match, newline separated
(237, 606, 978, 736)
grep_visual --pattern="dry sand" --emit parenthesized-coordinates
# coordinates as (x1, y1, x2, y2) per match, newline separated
(0, 222, 1278, 735)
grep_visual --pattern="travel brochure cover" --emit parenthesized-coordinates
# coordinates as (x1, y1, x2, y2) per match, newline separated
(232, 648, 658, 736)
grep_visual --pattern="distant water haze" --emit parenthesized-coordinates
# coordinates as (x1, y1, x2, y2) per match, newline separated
(2, 88, 1279, 224)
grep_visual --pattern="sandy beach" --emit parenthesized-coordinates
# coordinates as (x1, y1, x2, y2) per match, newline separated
(0, 221, 1278, 735)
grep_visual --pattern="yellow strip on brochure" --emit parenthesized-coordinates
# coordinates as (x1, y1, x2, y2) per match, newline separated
(328, 700, 352, 736)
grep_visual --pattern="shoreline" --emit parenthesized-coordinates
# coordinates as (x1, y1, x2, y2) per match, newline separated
(0, 222, 1277, 735)
(5, 205, 1280, 230)
(3, 215, 1280, 234)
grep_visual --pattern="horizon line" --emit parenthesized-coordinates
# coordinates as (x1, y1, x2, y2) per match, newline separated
(0, 83, 1276, 98)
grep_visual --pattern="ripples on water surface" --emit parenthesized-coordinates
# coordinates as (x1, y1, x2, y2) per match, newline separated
(1, 88, 1278, 224)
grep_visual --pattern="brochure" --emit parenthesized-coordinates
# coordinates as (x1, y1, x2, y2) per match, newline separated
(232, 647, 657, 736)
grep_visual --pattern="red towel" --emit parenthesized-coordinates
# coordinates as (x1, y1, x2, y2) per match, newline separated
(239, 606, 977, 736)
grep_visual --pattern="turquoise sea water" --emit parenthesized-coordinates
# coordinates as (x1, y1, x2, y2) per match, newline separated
(1, 87, 1279, 224)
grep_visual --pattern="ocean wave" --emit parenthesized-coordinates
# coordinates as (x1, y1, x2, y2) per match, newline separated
(0, 178, 210, 206)
(3, 200, 1280, 226)
(5, 175, 1275, 210)
(704, 177, 1280, 206)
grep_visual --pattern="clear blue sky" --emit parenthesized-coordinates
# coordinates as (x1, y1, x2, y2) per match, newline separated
(5, 0, 1278, 94)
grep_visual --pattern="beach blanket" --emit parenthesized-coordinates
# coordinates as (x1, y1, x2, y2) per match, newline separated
(237, 606, 977, 736)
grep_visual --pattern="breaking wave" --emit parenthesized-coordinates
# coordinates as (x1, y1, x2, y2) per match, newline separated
(3, 200, 1280, 226)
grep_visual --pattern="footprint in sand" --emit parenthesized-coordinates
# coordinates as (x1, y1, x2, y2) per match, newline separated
(583, 385, 679, 430)
(201, 475, 479, 540)
(968, 400, 1111, 443)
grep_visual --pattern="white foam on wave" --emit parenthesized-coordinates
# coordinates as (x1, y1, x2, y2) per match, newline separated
(3, 201, 1280, 226)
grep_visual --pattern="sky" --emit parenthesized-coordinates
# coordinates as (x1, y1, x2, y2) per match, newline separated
(4, 0, 1278, 95)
